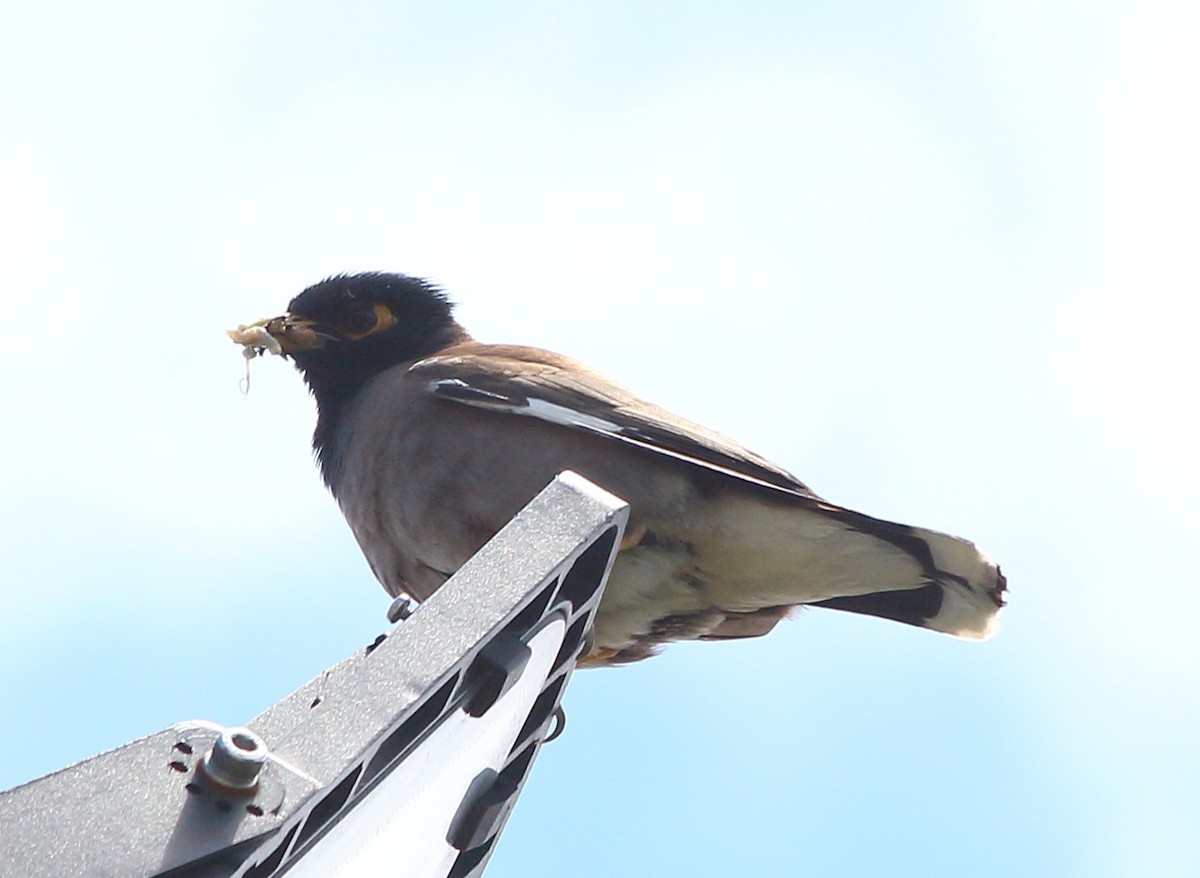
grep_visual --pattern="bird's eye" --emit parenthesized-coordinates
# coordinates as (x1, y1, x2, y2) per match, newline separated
(340, 302, 397, 339)
(343, 307, 378, 336)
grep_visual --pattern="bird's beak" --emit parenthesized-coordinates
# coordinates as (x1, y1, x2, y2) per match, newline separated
(227, 314, 328, 357)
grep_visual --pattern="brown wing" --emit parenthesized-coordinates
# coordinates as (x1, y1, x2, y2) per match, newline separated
(411, 342, 820, 498)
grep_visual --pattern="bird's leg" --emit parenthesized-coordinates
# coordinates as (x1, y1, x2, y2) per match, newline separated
(619, 523, 649, 551)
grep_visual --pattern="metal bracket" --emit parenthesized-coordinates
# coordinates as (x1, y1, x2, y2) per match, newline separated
(0, 471, 628, 878)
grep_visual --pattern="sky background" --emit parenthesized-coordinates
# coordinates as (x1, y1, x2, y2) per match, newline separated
(2, 2, 1198, 876)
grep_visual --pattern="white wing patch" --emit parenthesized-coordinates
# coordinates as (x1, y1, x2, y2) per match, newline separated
(524, 398, 623, 433)
(428, 378, 622, 432)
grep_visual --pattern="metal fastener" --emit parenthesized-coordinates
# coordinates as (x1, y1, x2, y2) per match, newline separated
(199, 727, 267, 792)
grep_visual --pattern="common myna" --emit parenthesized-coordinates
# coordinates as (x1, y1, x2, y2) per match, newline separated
(232, 272, 1005, 664)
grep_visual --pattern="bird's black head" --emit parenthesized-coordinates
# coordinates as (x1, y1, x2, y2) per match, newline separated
(241, 271, 469, 471)
(283, 272, 468, 399)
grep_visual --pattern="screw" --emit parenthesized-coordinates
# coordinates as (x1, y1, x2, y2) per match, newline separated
(200, 727, 268, 792)
(387, 595, 416, 623)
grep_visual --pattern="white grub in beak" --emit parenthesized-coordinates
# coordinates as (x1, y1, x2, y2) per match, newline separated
(227, 323, 284, 357)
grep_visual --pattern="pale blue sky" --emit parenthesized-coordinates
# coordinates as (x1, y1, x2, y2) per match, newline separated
(2, 2, 1198, 876)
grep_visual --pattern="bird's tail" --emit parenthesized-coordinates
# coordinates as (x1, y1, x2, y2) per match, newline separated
(807, 522, 1006, 640)
(702, 490, 1006, 642)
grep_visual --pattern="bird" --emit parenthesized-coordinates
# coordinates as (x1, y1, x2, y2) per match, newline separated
(231, 272, 1005, 664)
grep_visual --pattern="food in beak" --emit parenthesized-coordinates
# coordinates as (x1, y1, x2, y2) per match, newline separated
(228, 322, 284, 358)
